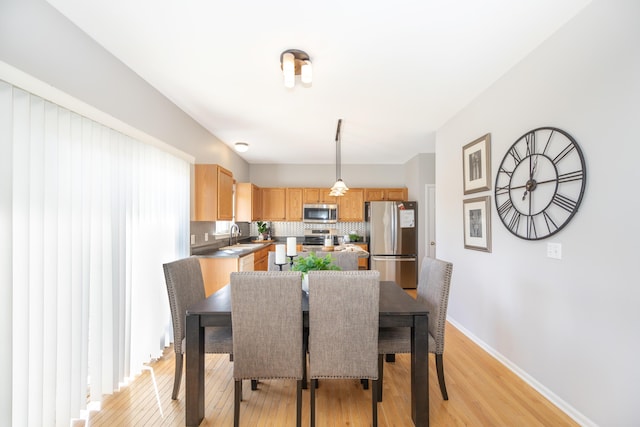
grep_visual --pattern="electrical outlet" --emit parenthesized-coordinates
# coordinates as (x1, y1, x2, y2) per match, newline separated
(547, 242, 562, 260)
(190, 234, 195, 245)
(205, 233, 209, 242)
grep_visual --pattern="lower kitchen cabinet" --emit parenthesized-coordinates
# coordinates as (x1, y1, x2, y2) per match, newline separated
(354, 243, 369, 270)
(198, 253, 255, 297)
(253, 245, 271, 271)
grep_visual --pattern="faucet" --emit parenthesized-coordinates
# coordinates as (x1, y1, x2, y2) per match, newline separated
(229, 223, 240, 246)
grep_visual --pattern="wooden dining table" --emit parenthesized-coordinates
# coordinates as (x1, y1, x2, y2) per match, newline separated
(185, 280, 429, 426)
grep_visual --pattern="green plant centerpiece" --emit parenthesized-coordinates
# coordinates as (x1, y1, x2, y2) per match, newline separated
(292, 252, 341, 293)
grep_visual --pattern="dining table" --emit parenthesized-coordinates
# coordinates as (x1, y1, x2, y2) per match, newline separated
(185, 280, 429, 426)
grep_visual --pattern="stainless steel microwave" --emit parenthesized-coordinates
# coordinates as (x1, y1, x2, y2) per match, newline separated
(303, 203, 338, 223)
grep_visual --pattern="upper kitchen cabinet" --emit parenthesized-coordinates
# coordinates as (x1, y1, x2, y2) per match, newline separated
(194, 164, 234, 221)
(261, 187, 287, 221)
(364, 187, 408, 201)
(338, 188, 365, 222)
(286, 188, 303, 221)
(236, 182, 262, 222)
(303, 188, 337, 204)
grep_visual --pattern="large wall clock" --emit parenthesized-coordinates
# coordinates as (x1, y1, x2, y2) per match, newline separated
(494, 127, 586, 240)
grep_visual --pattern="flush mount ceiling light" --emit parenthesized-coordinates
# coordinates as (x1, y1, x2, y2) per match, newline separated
(234, 142, 249, 153)
(329, 119, 349, 197)
(280, 49, 312, 88)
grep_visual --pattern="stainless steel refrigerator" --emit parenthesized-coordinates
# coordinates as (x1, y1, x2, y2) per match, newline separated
(366, 201, 418, 289)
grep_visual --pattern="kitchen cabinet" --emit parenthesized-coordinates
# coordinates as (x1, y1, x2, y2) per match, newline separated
(337, 188, 365, 222)
(286, 188, 303, 221)
(261, 187, 286, 221)
(303, 188, 337, 204)
(354, 243, 369, 270)
(194, 164, 234, 221)
(236, 182, 262, 222)
(364, 187, 408, 201)
(253, 244, 271, 271)
(199, 253, 255, 297)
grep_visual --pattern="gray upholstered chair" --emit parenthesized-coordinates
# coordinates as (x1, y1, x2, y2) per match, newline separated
(230, 271, 304, 427)
(308, 270, 380, 427)
(377, 256, 454, 401)
(163, 257, 233, 400)
(314, 251, 359, 271)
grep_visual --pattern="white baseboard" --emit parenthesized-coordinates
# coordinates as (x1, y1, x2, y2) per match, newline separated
(446, 317, 596, 427)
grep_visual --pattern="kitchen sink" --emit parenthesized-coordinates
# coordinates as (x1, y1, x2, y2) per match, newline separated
(218, 243, 265, 252)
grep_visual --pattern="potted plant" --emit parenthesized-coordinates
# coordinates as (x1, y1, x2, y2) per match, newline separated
(292, 252, 341, 293)
(256, 221, 269, 240)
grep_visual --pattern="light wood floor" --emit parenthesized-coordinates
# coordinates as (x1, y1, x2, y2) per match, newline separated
(86, 320, 577, 426)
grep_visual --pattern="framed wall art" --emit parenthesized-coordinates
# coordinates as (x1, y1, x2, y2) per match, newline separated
(463, 133, 491, 194)
(463, 196, 492, 252)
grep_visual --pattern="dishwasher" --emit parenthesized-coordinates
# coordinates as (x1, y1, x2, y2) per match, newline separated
(239, 253, 254, 271)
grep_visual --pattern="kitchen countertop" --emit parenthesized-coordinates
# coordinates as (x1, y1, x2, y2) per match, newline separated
(192, 240, 369, 259)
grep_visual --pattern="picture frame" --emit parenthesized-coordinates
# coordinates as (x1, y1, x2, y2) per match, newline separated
(463, 133, 491, 194)
(463, 196, 492, 252)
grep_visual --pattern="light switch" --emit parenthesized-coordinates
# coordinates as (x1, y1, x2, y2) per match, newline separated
(205, 233, 209, 242)
(547, 242, 562, 259)
(191, 234, 195, 245)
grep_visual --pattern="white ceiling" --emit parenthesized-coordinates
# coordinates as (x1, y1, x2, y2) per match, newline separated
(46, 0, 590, 165)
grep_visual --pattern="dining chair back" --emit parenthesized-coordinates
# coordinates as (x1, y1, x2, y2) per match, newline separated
(308, 270, 380, 427)
(163, 257, 233, 400)
(230, 271, 304, 427)
(314, 251, 359, 270)
(377, 256, 454, 400)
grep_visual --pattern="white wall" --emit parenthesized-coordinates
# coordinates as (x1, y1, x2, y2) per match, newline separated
(435, 1, 639, 425)
(0, 0, 249, 180)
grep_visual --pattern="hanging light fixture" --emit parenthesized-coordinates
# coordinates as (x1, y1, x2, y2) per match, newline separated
(330, 119, 349, 197)
(280, 49, 312, 88)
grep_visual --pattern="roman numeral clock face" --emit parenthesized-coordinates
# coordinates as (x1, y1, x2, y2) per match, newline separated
(494, 127, 586, 240)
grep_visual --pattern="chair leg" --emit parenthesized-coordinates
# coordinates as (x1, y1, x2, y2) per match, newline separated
(310, 379, 317, 427)
(377, 354, 384, 402)
(360, 378, 369, 389)
(171, 352, 183, 400)
(296, 379, 303, 427)
(234, 380, 242, 427)
(436, 353, 449, 400)
(372, 378, 379, 427)
(251, 379, 258, 390)
(385, 353, 396, 362)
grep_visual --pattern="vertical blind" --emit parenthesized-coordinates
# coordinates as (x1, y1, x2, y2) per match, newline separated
(1, 80, 190, 426)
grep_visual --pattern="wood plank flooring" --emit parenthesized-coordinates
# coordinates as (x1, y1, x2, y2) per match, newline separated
(86, 319, 578, 426)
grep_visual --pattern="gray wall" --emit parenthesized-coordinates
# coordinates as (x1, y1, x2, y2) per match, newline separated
(435, 1, 639, 425)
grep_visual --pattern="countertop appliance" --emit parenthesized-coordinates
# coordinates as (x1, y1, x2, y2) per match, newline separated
(303, 203, 338, 223)
(367, 201, 418, 288)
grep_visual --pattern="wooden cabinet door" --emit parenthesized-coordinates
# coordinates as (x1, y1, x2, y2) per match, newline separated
(364, 188, 407, 202)
(303, 188, 336, 204)
(286, 188, 303, 221)
(387, 188, 408, 201)
(261, 188, 286, 220)
(217, 166, 234, 220)
(195, 164, 234, 221)
(236, 183, 262, 222)
(338, 188, 365, 222)
(253, 245, 271, 271)
(354, 243, 369, 270)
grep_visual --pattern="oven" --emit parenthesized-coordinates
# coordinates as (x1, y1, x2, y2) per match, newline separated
(303, 203, 338, 224)
(302, 228, 338, 250)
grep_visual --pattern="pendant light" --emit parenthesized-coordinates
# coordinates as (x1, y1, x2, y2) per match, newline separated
(330, 119, 349, 196)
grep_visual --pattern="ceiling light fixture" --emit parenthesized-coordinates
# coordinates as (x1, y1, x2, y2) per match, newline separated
(234, 142, 249, 153)
(280, 49, 312, 88)
(330, 119, 349, 197)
